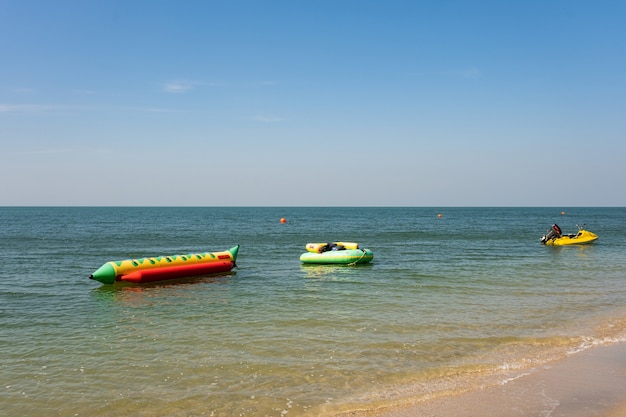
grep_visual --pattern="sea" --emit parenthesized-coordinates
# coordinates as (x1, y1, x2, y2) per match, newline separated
(2, 207, 626, 417)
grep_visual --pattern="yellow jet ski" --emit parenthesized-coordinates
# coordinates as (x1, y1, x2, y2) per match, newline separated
(540, 224, 598, 246)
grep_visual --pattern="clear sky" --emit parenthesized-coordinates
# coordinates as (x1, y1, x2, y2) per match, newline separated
(1, 0, 625, 206)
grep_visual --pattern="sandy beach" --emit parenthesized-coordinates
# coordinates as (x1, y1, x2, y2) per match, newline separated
(355, 342, 626, 417)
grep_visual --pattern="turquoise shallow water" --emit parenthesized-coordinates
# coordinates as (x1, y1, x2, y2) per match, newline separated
(2, 207, 626, 416)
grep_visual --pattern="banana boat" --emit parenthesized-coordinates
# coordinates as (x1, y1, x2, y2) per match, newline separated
(90, 245, 239, 284)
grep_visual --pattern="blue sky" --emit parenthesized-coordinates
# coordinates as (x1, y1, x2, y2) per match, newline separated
(1, 0, 625, 206)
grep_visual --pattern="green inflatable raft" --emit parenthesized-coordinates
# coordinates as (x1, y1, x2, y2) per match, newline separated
(299, 242, 374, 265)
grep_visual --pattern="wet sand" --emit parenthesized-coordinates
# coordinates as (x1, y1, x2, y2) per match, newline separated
(360, 342, 626, 417)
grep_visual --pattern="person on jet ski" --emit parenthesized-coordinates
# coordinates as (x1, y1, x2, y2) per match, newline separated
(541, 224, 562, 244)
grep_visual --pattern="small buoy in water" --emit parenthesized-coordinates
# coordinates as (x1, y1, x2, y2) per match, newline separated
(561, 211, 565, 215)
(280, 217, 286, 223)
(437, 213, 442, 219)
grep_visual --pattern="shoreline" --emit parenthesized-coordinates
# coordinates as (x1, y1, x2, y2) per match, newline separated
(348, 341, 626, 417)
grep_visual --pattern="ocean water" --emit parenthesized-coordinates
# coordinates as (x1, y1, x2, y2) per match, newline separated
(1, 207, 626, 416)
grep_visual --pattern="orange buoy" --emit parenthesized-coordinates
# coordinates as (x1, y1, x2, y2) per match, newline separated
(561, 211, 565, 215)
(280, 217, 286, 223)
